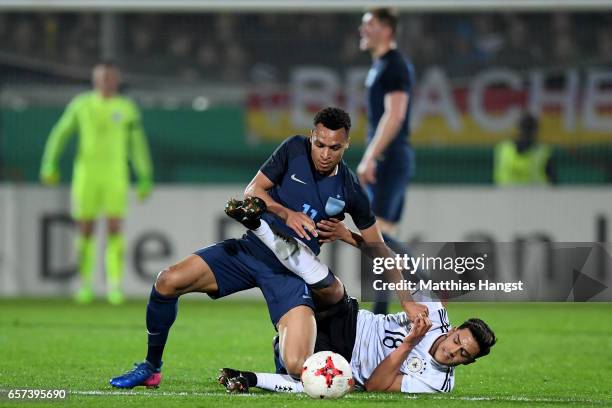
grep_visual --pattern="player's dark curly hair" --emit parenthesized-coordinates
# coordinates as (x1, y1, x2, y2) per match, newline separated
(313, 107, 352, 133)
(459, 318, 496, 360)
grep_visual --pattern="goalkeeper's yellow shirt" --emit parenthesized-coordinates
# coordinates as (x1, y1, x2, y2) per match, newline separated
(41, 91, 152, 182)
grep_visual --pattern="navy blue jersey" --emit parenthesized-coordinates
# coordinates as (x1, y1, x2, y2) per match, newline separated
(365, 48, 414, 156)
(259, 135, 376, 255)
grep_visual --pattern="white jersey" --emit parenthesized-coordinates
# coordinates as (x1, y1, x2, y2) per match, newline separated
(350, 302, 454, 393)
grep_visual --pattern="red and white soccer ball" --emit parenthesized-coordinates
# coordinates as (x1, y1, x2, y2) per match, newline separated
(301, 351, 354, 399)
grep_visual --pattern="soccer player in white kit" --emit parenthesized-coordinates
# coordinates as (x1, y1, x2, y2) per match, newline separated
(218, 216, 496, 394)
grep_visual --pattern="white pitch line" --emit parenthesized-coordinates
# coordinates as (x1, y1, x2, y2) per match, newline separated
(2, 389, 608, 404)
(71, 390, 262, 398)
(62, 390, 612, 404)
(346, 393, 608, 404)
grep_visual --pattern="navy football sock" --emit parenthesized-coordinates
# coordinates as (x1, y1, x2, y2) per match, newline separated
(145, 286, 178, 369)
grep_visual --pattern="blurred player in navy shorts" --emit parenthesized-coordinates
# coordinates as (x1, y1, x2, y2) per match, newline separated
(357, 8, 416, 314)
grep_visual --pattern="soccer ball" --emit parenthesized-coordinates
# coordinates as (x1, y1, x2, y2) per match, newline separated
(301, 351, 353, 399)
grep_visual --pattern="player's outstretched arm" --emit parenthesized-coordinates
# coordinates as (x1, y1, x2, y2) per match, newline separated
(359, 223, 428, 321)
(40, 98, 79, 185)
(245, 171, 317, 240)
(317, 217, 427, 319)
(365, 316, 432, 392)
(357, 91, 408, 186)
(128, 106, 154, 200)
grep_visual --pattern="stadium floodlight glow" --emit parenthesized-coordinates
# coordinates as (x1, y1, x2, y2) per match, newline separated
(2, 0, 612, 11)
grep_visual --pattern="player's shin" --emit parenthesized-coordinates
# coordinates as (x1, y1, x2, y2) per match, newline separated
(75, 235, 95, 303)
(106, 233, 125, 302)
(145, 286, 178, 369)
(76, 235, 95, 284)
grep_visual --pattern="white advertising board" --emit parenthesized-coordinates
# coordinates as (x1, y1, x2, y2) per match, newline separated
(0, 185, 610, 298)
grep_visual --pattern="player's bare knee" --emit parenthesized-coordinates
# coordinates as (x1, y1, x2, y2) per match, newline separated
(155, 265, 183, 296)
(154, 268, 172, 295)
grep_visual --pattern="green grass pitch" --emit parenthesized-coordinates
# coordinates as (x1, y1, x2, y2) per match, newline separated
(1, 299, 611, 407)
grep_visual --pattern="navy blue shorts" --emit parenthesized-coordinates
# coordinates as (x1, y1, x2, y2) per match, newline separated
(194, 231, 315, 326)
(367, 146, 414, 223)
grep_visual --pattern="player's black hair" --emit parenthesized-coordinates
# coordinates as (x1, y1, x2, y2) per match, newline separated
(313, 107, 352, 133)
(459, 318, 496, 360)
(368, 7, 399, 35)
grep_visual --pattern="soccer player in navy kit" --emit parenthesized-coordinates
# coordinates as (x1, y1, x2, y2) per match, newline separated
(109, 107, 427, 389)
(357, 8, 416, 314)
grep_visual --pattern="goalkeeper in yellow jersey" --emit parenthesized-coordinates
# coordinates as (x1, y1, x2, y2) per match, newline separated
(40, 62, 153, 305)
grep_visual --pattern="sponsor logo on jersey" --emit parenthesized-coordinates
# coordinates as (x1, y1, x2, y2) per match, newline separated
(291, 174, 307, 185)
(325, 196, 345, 216)
(365, 67, 378, 87)
(407, 356, 425, 374)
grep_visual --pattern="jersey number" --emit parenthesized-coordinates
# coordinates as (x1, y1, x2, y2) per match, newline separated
(382, 330, 405, 349)
(302, 203, 318, 220)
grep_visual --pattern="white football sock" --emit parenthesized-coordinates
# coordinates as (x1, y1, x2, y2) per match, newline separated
(253, 220, 329, 285)
(255, 373, 304, 393)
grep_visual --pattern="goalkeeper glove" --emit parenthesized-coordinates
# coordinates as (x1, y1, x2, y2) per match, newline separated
(40, 164, 60, 186)
(137, 178, 153, 201)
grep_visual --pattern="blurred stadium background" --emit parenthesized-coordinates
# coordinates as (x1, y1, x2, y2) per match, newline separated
(1, 2, 612, 406)
(1, 1, 611, 297)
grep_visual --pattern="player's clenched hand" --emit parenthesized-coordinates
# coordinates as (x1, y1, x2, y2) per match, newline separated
(404, 316, 432, 347)
(317, 218, 349, 244)
(402, 301, 429, 323)
(285, 210, 317, 240)
(357, 157, 377, 186)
